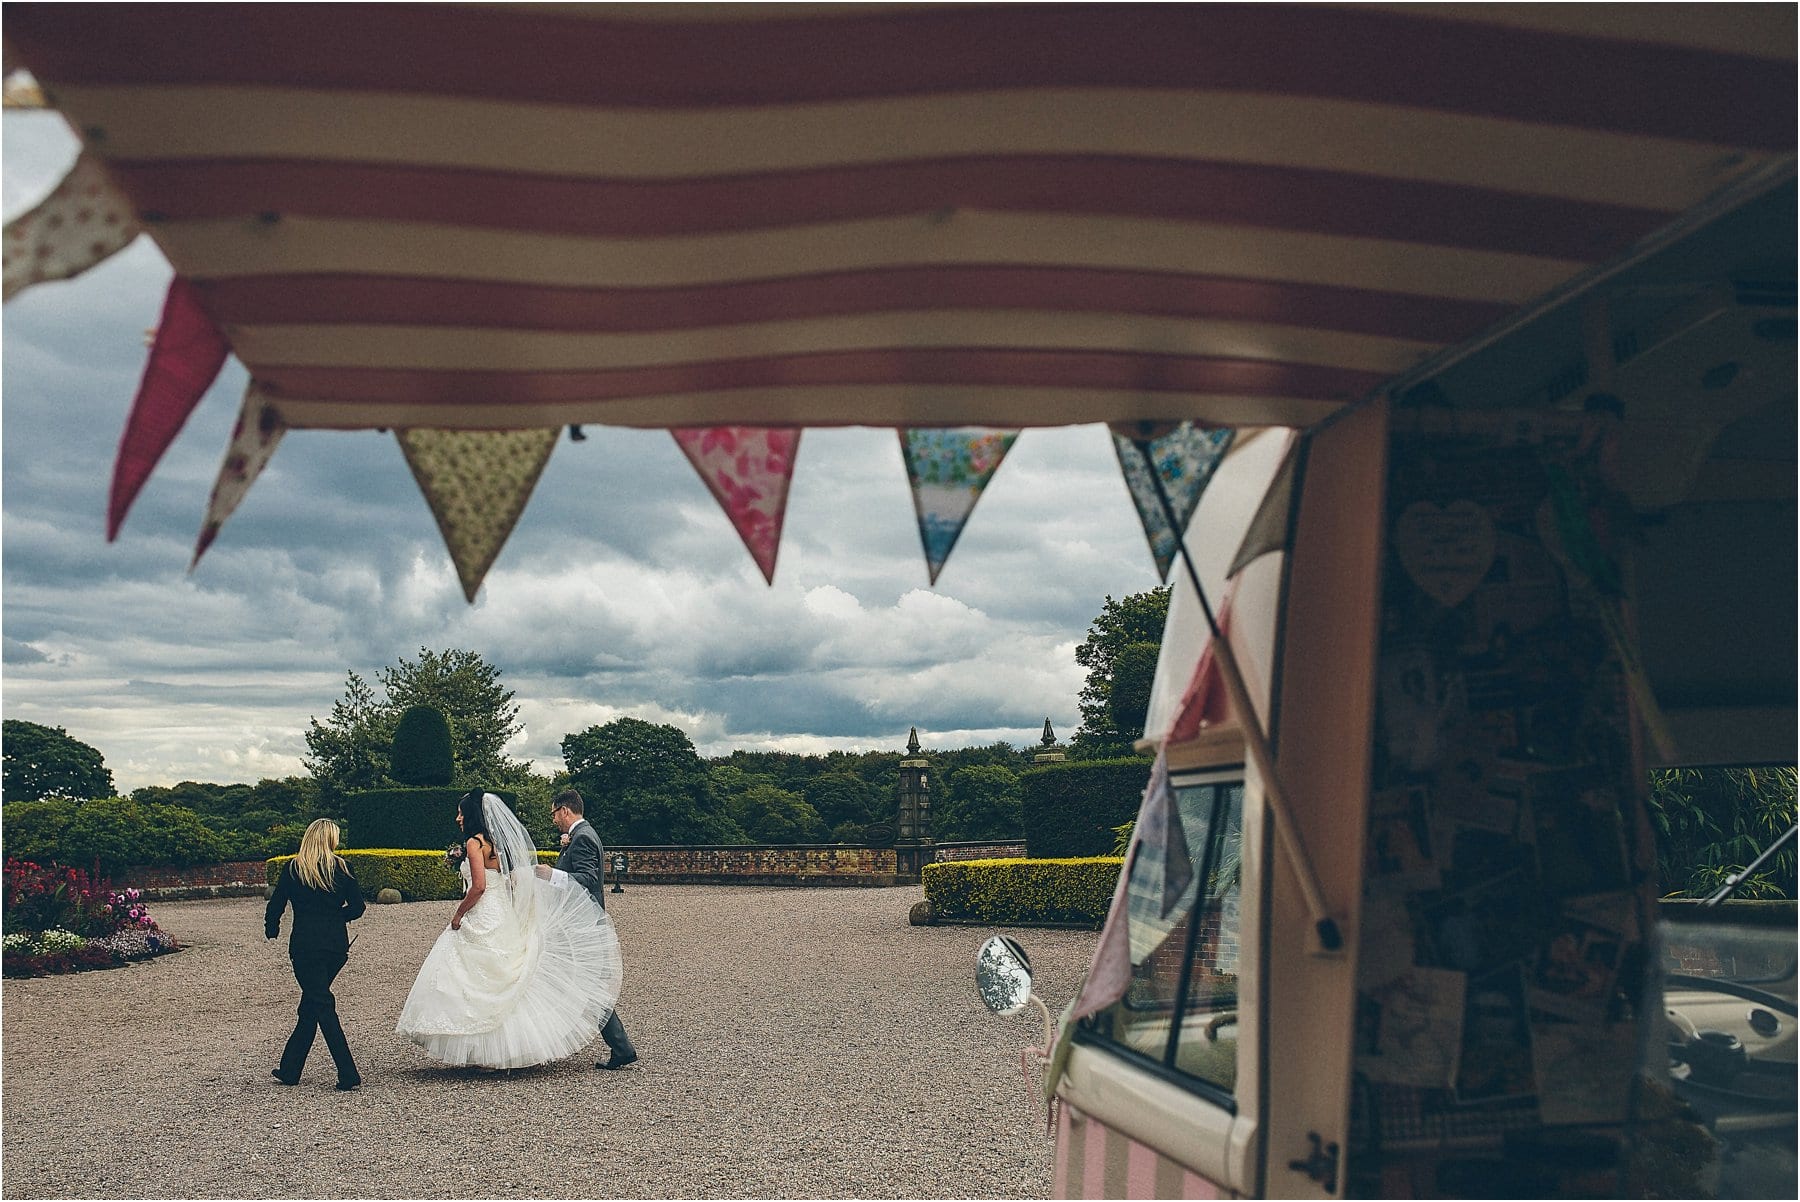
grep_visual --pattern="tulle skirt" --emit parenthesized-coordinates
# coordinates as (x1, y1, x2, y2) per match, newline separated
(395, 875, 622, 1069)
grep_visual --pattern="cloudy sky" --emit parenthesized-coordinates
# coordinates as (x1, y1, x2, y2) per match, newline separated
(1, 110, 1163, 793)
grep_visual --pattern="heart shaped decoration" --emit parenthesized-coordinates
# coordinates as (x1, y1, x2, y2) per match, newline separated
(1394, 500, 1496, 608)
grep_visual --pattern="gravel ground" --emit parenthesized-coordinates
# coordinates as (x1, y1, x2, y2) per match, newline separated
(1, 886, 1098, 1199)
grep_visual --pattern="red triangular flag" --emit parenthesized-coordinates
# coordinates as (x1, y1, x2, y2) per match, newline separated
(1167, 585, 1237, 746)
(108, 277, 228, 540)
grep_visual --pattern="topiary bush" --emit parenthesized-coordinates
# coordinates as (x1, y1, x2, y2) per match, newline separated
(390, 705, 455, 787)
(342, 788, 519, 850)
(922, 856, 1122, 926)
(1019, 758, 1152, 858)
(267, 848, 560, 902)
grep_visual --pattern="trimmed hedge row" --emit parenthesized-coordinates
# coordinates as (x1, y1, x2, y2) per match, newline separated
(267, 848, 558, 902)
(1019, 758, 1152, 858)
(341, 788, 518, 851)
(922, 856, 1122, 926)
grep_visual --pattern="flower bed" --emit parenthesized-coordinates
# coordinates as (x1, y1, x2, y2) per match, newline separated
(2, 858, 182, 977)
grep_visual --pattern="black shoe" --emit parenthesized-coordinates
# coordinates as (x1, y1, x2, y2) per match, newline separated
(336, 1076, 362, 1091)
(596, 1050, 638, 1071)
(272, 1069, 300, 1086)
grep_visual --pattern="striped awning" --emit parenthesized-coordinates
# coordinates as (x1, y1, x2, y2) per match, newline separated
(8, 2, 1793, 433)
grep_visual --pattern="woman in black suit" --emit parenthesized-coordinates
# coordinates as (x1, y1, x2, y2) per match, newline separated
(266, 818, 365, 1090)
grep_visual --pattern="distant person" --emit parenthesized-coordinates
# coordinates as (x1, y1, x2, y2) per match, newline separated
(265, 818, 365, 1090)
(543, 788, 640, 1070)
(396, 790, 622, 1068)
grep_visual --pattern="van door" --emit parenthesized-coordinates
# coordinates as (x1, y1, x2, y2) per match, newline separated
(1056, 763, 1258, 1197)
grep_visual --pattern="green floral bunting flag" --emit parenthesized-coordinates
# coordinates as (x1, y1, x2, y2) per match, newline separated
(1113, 423, 1236, 581)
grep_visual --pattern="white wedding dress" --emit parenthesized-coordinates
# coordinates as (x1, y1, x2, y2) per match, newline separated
(396, 797, 623, 1069)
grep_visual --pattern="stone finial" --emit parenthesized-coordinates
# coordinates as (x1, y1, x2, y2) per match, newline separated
(907, 726, 921, 756)
(1040, 718, 1056, 747)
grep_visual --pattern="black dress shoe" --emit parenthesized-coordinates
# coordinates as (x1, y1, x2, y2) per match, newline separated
(596, 1050, 638, 1070)
(272, 1069, 300, 1086)
(336, 1077, 362, 1091)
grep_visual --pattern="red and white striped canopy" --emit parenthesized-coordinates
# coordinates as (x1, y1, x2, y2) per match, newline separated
(9, 2, 1794, 433)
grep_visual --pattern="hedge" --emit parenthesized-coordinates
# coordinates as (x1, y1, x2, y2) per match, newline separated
(341, 788, 518, 851)
(922, 857, 1122, 926)
(1019, 758, 1152, 858)
(267, 849, 560, 902)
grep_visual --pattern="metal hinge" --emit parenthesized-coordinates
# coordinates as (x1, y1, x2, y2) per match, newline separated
(1287, 1132, 1339, 1193)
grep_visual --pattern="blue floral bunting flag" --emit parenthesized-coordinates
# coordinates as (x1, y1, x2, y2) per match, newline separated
(899, 427, 1020, 584)
(1113, 424, 1235, 581)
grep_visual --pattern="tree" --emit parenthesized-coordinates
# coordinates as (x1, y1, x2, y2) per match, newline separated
(391, 705, 455, 786)
(382, 649, 523, 787)
(728, 784, 827, 844)
(1650, 767, 1796, 898)
(938, 764, 1024, 841)
(803, 772, 883, 830)
(1, 720, 115, 803)
(303, 672, 393, 803)
(1070, 588, 1170, 758)
(561, 718, 742, 846)
(304, 649, 527, 804)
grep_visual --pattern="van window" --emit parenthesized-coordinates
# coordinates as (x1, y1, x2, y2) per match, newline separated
(1082, 767, 1245, 1097)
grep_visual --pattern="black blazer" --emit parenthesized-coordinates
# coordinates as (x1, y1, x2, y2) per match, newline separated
(266, 859, 366, 956)
(556, 820, 608, 910)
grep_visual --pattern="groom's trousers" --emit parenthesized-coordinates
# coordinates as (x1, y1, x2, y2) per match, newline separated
(601, 1009, 636, 1059)
(282, 948, 359, 1083)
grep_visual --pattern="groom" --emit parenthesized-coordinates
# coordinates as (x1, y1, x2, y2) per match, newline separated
(546, 788, 640, 1070)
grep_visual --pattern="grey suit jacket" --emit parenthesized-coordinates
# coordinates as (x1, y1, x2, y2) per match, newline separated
(556, 819, 607, 910)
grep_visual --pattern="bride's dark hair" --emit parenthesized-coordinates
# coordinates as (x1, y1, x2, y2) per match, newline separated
(457, 789, 493, 843)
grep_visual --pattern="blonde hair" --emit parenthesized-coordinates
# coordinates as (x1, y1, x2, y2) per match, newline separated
(293, 818, 344, 891)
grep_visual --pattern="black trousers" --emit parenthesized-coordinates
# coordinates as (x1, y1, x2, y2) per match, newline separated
(601, 1009, 635, 1058)
(280, 946, 358, 1083)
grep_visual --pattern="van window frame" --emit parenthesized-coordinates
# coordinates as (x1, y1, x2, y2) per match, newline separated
(1073, 764, 1247, 1115)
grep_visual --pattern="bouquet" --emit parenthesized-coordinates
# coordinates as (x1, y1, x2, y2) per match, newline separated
(444, 841, 467, 869)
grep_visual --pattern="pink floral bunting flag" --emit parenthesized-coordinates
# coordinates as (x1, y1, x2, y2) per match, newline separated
(191, 385, 286, 570)
(3, 149, 141, 302)
(899, 427, 1020, 585)
(397, 427, 561, 602)
(111, 276, 230, 540)
(672, 427, 801, 584)
(1112, 423, 1236, 581)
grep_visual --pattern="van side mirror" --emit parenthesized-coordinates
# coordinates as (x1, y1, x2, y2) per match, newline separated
(976, 935, 1034, 1017)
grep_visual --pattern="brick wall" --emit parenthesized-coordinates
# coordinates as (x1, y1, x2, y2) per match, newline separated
(118, 860, 269, 900)
(610, 844, 899, 886)
(933, 840, 1027, 862)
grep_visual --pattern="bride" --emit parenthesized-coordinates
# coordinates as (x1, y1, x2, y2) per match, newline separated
(396, 790, 622, 1068)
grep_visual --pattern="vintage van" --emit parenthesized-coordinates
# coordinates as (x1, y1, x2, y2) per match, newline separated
(977, 169, 1796, 1198)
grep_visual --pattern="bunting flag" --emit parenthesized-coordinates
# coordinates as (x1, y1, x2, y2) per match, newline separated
(2, 149, 140, 302)
(1113, 423, 1236, 581)
(899, 427, 1020, 585)
(109, 277, 230, 540)
(396, 427, 560, 602)
(672, 427, 800, 584)
(1227, 429, 1304, 577)
(191, 386, 286, 569)
(1166, 584, 1238, 747)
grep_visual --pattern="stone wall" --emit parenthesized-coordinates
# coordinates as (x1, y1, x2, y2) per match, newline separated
(933, 840, 1027, 862)
(611, 845, 898, 887)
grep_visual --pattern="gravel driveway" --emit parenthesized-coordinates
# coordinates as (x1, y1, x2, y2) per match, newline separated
(2, 886, 1098, 1199)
